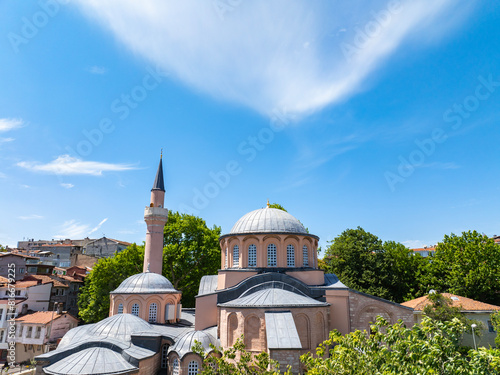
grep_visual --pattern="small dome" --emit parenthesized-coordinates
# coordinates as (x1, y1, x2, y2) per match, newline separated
(44, 347, 138, 375)
(58, 314, 154, 349)
(229, 207, 307, 235)
(111, 272, 178, 294)
(168, 330, 218, 359)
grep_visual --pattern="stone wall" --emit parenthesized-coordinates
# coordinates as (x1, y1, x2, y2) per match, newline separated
(269, 349, 300, 374)
(348, 290, 413, 332)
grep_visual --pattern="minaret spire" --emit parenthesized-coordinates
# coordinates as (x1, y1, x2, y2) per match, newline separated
(143, 153, 169, 274)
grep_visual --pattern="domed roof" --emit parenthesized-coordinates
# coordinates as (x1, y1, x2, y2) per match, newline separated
(168, 330, 218, 359)
(229, 207, 307, 235)
(44, 347, 138, 375)
(58, 314, 154, 349)
(111, 272, 178, 294)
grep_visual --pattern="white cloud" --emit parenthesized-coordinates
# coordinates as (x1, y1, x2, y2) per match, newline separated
(60, 183, 75, 189)
(54, 220, 90, 239)
(0, 172, 6, 178)
(402, 240, 437, 249)
(18, 214, 44, 220)
(17, 154, 137, 176)
(0, 137, 15, 143)
(0, 118, 23, 132)
(74, 0, 472, 117)
(89, 218, 108, 235)
(87, 65, 107, 74)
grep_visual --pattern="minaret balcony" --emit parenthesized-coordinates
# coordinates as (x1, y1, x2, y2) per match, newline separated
(144, 206, 169, 220)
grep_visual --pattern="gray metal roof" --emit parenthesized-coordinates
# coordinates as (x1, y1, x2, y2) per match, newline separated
(152, 157, 165, 192)
(43, 347, 138, 375)
(323, 273, 348, 289)
(167, 330, 218, 359)
(198, 275, 218, 296)
(111, 272, 178, 294)
(228, 207, 307, 235)
(265, 312, 302, 349)
(219, 281, 328, 308)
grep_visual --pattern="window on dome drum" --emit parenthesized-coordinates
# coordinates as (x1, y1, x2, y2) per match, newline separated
(188, 360, 199, 375)
(303, 245, 309, 266)
(287, 245, 295, 267)
(161, 344, 169, 368)
(225, 248, 228, 269)
(131, 303, 139, 317)
(233, 245, 239, 267)
(267, 244, 277, 267)
(117, 303, 123, 314)
(248, 244, 257, 267)
(172, 358, 179, 375)
(149, 303, 157, 323)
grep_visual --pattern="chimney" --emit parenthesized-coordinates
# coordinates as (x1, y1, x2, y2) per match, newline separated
(21, 304, 28, 315)
(57, 303, 63, 315)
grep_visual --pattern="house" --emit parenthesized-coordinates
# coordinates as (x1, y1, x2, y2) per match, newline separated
(0, 253, 39, 281)
(83, 237, 131, 257)
(411, 246, 436, 258)
(402, 293, 500, 348)
(35, 156, 415, 375)
(15, 306, 78, 363)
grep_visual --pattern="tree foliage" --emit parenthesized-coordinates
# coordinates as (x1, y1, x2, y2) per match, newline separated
(193, 337, 290, 375)
(78, 243, 144, 323)
(162, 211, 221, 307)
(268, 203, 287, 211)
(302, 316, 500, 375)
(431, 231, 500, 305)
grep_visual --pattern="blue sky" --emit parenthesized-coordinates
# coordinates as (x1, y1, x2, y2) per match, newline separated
(1, 1, 499, 252)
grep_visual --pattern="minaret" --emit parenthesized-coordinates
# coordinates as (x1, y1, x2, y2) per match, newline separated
(143, 154, 168, 274)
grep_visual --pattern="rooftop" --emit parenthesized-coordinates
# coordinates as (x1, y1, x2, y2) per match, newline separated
(111, 272, 178, 295)
(402, 293, 500, 312)
(16, 311, 76, 324)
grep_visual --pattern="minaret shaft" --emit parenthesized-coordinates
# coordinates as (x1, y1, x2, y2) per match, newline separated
(143, 157, 168, 274)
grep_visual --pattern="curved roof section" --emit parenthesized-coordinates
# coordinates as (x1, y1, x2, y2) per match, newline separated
(168, 330, 218, 359)
(58, 313, 154, 350)
(219, 281, 328, 308)
(44, 347, 137, 375)
(228, 207, 308, 235)
(111, 272, 178, 294)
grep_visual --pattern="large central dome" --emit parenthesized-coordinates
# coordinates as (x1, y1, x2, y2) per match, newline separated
(229, 207, 307, 235)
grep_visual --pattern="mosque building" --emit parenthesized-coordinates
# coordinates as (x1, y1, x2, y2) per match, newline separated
(34, 157, 413, 375)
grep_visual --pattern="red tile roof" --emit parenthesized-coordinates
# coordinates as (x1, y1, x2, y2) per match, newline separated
(15, 311, 76, 324)
(402, 293, 500, 312)
(22, 275, 68, 288)
(411, 247, 436, 252)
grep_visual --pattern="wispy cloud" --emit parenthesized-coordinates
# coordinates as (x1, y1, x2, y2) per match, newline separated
(75, 0, 472, 116)
(17, 154, 137, 176)
(402, 240, 434, 249)
(60, 183, 75, 189)
(0, 137, 15, 143)
(87, 65, 107, 74)
(0, 118, 24, 132)
(89, 218, 108, 235)
(54, 220, 91, 239)
(0, 172, 6, 179)
(18, 214, 44, 220)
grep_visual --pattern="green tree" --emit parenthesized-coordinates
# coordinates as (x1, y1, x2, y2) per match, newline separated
(163, 211, 221, 307)
(193, 337, 290, 375)
(78, 243, 144, 323)
(490, 311, 500, 348)
(302, 316, 500, 375)
(322, 227, 392, 300)
(268, 203, 287, 211)
(431, 231, 500, 305)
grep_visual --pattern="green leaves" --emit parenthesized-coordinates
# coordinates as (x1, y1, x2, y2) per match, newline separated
(302, 317, 500, 375)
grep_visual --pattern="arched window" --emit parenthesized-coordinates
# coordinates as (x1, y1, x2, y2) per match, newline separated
(131, 303, 139, 317)
(228, 313, 238, 347)
(233, 245, 239, 267)
(287, 244, 295, 267)
(161, 344, 169, 368)
(267, 244, 277, 267)
(117, 303, 123, 314)
(248, 244, 257, 267)
(188, 360, 199, 375)
(148, 303, 157, 323)
(303, 245, 309, 266)
(225, 248, 228, 269)
(172, 358, 179, 375)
